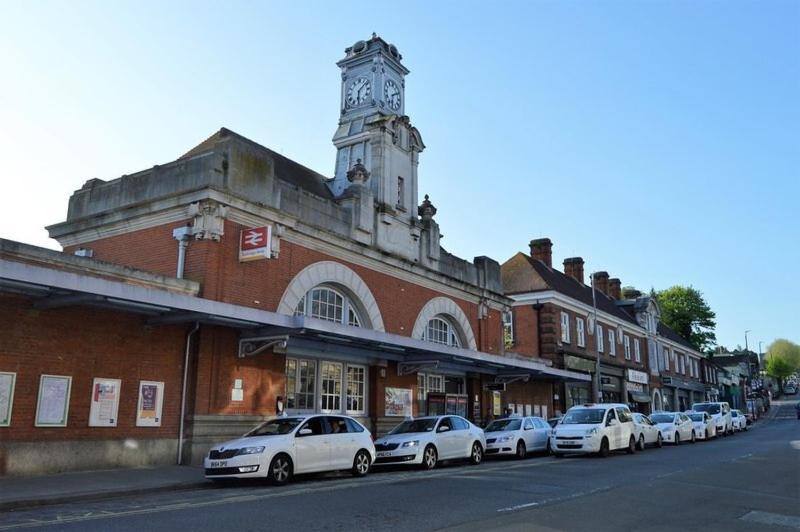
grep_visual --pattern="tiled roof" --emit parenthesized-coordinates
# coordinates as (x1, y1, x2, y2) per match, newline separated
(657, 322, 697, 352)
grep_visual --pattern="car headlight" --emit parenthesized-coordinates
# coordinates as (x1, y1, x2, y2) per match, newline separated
(497, 435, 513, 443)
(585, 427, 599, 436)
(236, 446, 266, 455)
(401, 440, 419, 448)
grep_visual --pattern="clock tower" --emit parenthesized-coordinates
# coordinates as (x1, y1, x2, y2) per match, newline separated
(329, 35, 426, 261)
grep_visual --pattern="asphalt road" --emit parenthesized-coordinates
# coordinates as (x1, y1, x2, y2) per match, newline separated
(1, 402, 798, 532)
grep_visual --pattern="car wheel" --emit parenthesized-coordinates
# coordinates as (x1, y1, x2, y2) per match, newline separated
(470, 442, 483, 465)
(268, 454, 293, 485)
(598, 437, 610, 458)
(546, 439, 552, 455)
(352, 450, 371, 477)
(656, 433, 663, 448)
(705, 429, 709, 440)
(422, 445, 438, 470)
(744, 424, 748, 431)
(637, 434, 645, 451)
(690, 431, 696, 444)
(516, 440, 527, 459)
(675, 433, 681, 445)
(627, 436, 636, 454)
(553, 452, 564, 459)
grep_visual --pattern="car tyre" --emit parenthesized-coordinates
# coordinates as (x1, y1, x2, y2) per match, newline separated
(352, 449, 371, 477)
(598, 437, 610, 458)
(675, 433, 681, 445)
(553, 452, 564, 459)
(637, 434, 645, 451)
(422, 444, 438, 470)
(656, 433, 663, 448)
(268, 454, 293, 485)
(546, 439, 552, 455)
(627, 436, 636, 454)
(705, 429, 709, 440)
(690, 431, 696, 444)
(516, 440, 527, 459)
(470, 442, 483, 465)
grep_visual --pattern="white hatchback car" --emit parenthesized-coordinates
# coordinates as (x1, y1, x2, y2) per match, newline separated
(484, 416, 552, 458)
(631, 412, 663, 449)
(373, 416, 486, 469)
(204, 415, 375, 484)
(550, 403, 637, 457)
(687, 411, 716, 440)
(692, 402, 732, 436)
(731, 409, 748, 431)
(651, 412, 695, 444)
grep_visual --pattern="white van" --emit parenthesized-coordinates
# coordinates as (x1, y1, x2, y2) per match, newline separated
(550, 403, 636, 457)
(691, 402, 733, 436)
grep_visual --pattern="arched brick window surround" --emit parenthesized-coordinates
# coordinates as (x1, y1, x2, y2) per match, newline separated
(412, 297, 477, 351)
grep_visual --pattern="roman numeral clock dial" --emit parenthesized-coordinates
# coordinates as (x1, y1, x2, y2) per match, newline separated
(346, 77, 371, 107)
(384, 79, 401, 111)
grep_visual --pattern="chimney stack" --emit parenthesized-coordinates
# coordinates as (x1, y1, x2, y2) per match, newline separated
(563, 257, 585, 285)
(529, 238, 553, 268)
(592, 271, 609, 295)
(608, 278, 622, 300)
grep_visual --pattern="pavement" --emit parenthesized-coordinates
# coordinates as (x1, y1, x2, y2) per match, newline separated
(0, 401, 797, 531)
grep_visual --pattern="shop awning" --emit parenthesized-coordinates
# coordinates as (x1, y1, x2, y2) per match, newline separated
(629, 391, 651, 403)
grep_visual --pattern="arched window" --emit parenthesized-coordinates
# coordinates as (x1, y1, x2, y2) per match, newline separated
(294, 286, 362, 327)
(422, 316, 461, 347)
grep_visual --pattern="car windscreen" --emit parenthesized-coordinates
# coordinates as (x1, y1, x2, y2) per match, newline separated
(389, 418, 437, 434)
(731, 411, 739, 417)
(688, 414, 704, 422)
(246, 417, 304, 437)
(485, 418, 522, 432)
(561, 409, 605, 424)
(692, 403, 720, 414)
(650, 414, 674, 424)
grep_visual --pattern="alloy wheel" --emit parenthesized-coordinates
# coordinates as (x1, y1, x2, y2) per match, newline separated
(270, 455, 291, 485)
(627, 436, 636, 454)
(638, 434, 645, 451)
(656, 433, 663, 448)
(470, 442, 483, 465)
(516, 441, 526, 459)
(423, 445, 437, 470)
(353, 451, 370, 477)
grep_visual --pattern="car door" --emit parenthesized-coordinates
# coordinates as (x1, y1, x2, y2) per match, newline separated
(435, 417, 457, 459)
(535, 418, 551, 450)
(325, 416, 358, 470)
(521, 417, 537, 449)
(680, 414, 692, 439)
(451, 416, 472, 457)
(605, 409, 620, 449)
(294, 416, 331, 473)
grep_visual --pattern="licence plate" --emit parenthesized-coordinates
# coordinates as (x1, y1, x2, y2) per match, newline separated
(210, 460, 228, 468)
(561, 440, 577, 446)
(376, 452, 390, 458)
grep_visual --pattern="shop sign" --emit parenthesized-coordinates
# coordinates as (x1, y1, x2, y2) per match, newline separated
(484, 382, 506, 392)
(564, 355, 595, 374)
(662, 376, 673, 385)
(627, 382, 644, 393)
(384, 387, 412, 417)
(239, 226, 272, 262)
(626, 369, 649, 385)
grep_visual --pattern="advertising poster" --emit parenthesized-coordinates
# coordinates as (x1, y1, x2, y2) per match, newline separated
(492, 391, 501, 416)
(137, 381, 165, 427)
(89, 378, 121, 427)
(384, 387, 412, 417)
(0, 372, 16, 427)
(35, 374, 72, 427)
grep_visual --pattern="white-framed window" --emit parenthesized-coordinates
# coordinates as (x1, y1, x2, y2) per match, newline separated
(623, 335, 631, 360)
(560, 312, 571, 343)
(417, 372, 445, 413)
(320, 361, 343, 412)
(608, 329, 616, 356)
(423, 316, 461, 347)
(663, 346, 670, 371)
(285, 358, 316, 411)
(597, 325, 604, 353)
(679, 354, 686, 375)
(295, 285, 362, 327)
(502, 310, 514, 348)
(285, 358, 367, 415)
(634, 339, 641, 363)
(346, 364, 366, 414)
(576, 318, 586, 347)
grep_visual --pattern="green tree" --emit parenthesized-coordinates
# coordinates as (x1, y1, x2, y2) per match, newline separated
(655, 286, 717, 353)
(766, 339, 800, 369)
(765, 354, 795, 393)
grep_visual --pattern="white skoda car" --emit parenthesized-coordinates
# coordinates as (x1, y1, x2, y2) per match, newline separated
(651, 412, 695, 444)
(550, 403, 637, 457)
(631, 412, 663, 449)
(692, 402, 733, 436)
(687, 411, 716, 440)
(204, 415, 375, 484)
(373, 416, 486, 469)
(484, 416, 552, 458)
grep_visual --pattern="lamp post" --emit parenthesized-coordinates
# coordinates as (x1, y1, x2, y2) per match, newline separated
(744, 330, 751, 352)
(590, 272, 601, 404)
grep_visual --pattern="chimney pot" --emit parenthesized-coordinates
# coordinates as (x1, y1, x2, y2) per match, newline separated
(563, 257, 585, 285)
(529, 238, 553, 268)
(608, 278, 622, 300)
(592, 271, 610, 295)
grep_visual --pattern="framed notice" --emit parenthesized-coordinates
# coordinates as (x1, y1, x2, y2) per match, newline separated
(0, 372, 16, 427)
(492, 391, 501, 416)
(136, 381, 165, 427)
(35, 374, 72, 427)
(384, 387, 412, 417)
(89, 378, 121, 427)
(239, 226, 272, 262)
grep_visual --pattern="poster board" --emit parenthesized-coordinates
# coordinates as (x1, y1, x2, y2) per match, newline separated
(384, 387, 412, 417)
(492, 391, 501, 416)
(35, 374, 72, 427)
(0, 372, 16, 427)
(427, 393, 446, 416)
(137, 381, 165, 427)
(89, 378, 121, 427)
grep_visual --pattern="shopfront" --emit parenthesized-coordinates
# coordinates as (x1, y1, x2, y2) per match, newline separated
(626, 369, 651, 413)
(661, 376, 706, 411)
(564, 355, 594, 408)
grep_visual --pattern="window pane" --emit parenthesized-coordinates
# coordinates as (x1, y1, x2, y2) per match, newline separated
(286, 358, 297, 409)
(424, 317, 460, 347)
(346, 365, 365, 413)
(310, 287, 344, 323)
(321, 362, 343, 412)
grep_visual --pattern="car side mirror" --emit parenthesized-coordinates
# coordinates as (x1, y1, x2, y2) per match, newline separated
(524, 426, 533, 431)
(437, 425, 450, 433)
(297, 428, 313, 436)
(607, 419, 618, 427)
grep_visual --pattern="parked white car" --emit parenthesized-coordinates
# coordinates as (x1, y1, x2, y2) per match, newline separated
(373, 416, 486, 469)
(687, 411, 716, 440)
(550, 403, 637, 457)
(651, 412, 695, 444)
(484, 416, 552, 458)
(731, 409, 748, 431)
(204, 415, 375, 484)
(692, 402, 733, 436)
(631, 412, 663, 449)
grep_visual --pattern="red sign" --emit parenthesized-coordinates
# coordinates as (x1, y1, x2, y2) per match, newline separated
(239, 226, 271, 262)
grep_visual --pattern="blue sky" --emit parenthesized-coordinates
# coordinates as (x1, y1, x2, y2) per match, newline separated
(0, 1, 797, 350)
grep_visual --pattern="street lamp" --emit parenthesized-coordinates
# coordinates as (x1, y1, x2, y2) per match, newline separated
(744, 330, 751, 352)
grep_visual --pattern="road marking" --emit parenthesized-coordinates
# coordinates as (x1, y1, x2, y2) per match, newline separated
(740, 510, 800, 529)
(496, 486, 611, 513)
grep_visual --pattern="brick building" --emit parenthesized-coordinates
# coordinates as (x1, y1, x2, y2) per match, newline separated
(0, 35, 586, 476)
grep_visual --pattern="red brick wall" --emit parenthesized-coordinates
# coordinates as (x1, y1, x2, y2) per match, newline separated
(0, 294, 186, 442)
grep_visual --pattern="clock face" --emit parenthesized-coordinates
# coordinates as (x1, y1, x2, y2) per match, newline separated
(346, 77, 371, 107)
(384, 79, 401, 111)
